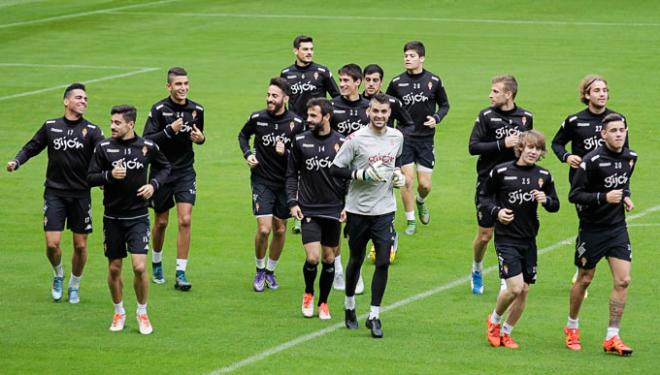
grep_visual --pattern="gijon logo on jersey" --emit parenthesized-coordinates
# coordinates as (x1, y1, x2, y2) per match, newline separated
(305, 156, 332, 171)
(508, 189, 535, 205)
(112, 157, 144, 170)
(337, 120, 366, 134)
(583, 136, 604, 150)
(368, 154, 395, 165)
(604, 172, 628, 189)
(495, 126, 520, 140)
(53, 137, 84, 151)
(290, 81, 317, 95)
(262, 133, 292, 147)
(402, 92, 429, 106)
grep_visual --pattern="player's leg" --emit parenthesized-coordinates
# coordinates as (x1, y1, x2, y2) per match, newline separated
(253, 215, 272, 292)
(603, 256, 632, 355)
(301, 217, 321, 318)
(151, 210, 169, 284)
(344, 213, 369, 329)
(366, 213, 395, 338)
(107, 257, 126, 331)
(400, 163, 416, 234)
(68, 233, 88, 304)
(45, 231, 64, 301)
(332, 240, 345, 291)
(318, 218, 339, 320)
(173, 202, 193, 291)
(128, 217, 152, 334)
(263, 188, 291, 290)
(471, 226, 493, 295)
(414, 140, 434, 225)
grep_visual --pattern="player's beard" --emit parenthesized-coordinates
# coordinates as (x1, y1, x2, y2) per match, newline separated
(309, 120, 323, 135)
(267, 100, 284, 115)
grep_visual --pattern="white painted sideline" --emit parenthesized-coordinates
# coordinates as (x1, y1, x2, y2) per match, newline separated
(209, 204, 660, 374)
(0, 67, 158, 102)
(0, 63, 155, 70)
(0, 0, 180, 29)
(107, 11, 660, 28)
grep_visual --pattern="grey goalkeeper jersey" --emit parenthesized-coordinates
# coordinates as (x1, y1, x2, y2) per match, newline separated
(333, 126, 404, 215)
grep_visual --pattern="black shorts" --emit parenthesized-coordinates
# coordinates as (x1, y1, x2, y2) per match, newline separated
(43, 191, 92, 234)
(345, 212, 395, 264)
(151, 172, 196, 213)
(301, 216, 341, 247)
(575, 225, 631, 269)
(400, 137, 435, 171)
(495, 240, 537, 284)
(103, 216, 150, 259)
(251, 180, 290, 219)
(475, 178, 495, 228)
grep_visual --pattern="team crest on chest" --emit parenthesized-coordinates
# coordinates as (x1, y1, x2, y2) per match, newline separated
(427, 81, 433, 91)
(334, 143, 340, 152)
(521, 116, 527, 126)
(192, 110, 197, 120)
(81, 127, 88, 138)
(289, 121, 295, 131)
(629, 159, 634, 168)
(538, 178, 544, 188)
(142, 146, 148, 156)
(313, 72, 319, 80)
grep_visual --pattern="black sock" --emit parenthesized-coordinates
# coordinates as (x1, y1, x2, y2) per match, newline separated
(256, 267, 265, 272)
(303, 261, 318, 294)
(318, 261, 335, 304)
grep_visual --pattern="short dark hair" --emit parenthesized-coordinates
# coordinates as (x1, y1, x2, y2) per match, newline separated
(167, 67, 188, 83)
(338, 63, 362, 82)
(602, 112, 626, 129)
(64, 83, 86, 98)
(293, 35, 313, 48)
(269, 77, 291, 97)
(306, 98, 332, 117)
(403, 41, 425, 57)
(369, 93, 391, 107)
(363, 64, 384, 80)
(111, 105, 137, 123)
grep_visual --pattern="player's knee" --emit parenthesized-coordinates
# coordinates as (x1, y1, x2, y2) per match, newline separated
(404, 175, 414, 189)
(256, 225, 271, 238)
(375, 258, 390, 268)
(614, 276, 631, 290)
(178, 214, 192, 229)
(322, 253, 335, 264)
(306, 255, 320, 265)
(46, 240, 60, 253)
(272, 224, 286, 237)
(132, 263, 146, 275)
(478, 231, 493, 244)
(418, 180, 432, 193)
(154, 216, 169, 230)
(73, 244, 86, 254)
(578, 273, 594, 287)
(108, 263, 122, 277)
(508, 282, 524, 296)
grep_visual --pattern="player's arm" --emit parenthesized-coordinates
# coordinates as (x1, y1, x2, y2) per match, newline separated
(478, 169, 500, 218)
(238, 116, 258, 167)
(142, 106, 172, 144)
(147, 145, 171, 191)
(285, 140, 301, 207)
(539, 174, 560, 213)
(87, 144, 113, 186)
(551, 117, 575, 164)
(468, 113, 501, 155)
(392, 98, 414, 128)
(330, 139, 386, 182)
(8, 123, 49, 171)
(568, 160, 606, 205)
(431, 81, 450, 124)
(323, 69, 340, 98)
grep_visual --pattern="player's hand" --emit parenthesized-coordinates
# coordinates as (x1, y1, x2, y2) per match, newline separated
(6, 160, 17, 172)
(423, 116, 437, 128)
(504, 133, 519, 148)
(531, 189, 547, 204)
(606, 189, 623, 204)
(275, 140, 285, 155)
(190, 124, 205, 143)
(170, 118, 184, 134)
(246, 154, 259, 168)
(290, 205, 304, 220)
(111, 159, 127, 180)
(136, 184, 154, 199)
(339, 210, 347, 223)
(497, 208, 514, 225)
(623, 196, 635, 211)
(392, 168, 405, 188)
(566, 155, 582, 168)
(358, 160, 387, 182)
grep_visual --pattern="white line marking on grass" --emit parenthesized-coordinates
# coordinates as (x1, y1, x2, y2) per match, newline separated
(0, 67, 158, 102)
(107, 11, 660, 28)
(209, 204, 660, 374)
(0, 0, 180, 29)
(0, 63, 155, 70)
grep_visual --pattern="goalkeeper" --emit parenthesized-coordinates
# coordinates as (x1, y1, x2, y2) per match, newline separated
(330, 93, 404, 338)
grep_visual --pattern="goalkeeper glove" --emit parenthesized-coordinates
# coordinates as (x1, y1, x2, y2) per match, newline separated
(392, 168, 405, 188)
(353, 160, 386, 182)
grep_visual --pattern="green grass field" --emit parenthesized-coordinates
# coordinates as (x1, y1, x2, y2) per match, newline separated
(1, 1, 659, 373)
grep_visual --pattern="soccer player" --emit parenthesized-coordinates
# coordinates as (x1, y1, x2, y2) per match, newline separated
(468, 75, 533, 295)
(238, 77, 305, 292)
(286, 98, 346, 319)
(386, 41, 450, 235)
(329, 63, 369, 292)
(88, 105, 171, 334)
(564, 114, 636, 356)
(551, 74, 628, 293)
(362, 64, 414, 130)
(6, 83, 104, 304)
(143, 67, 205, 291)
(330, 93, 405, 338)
(280, 35, 340, 235)
(481, 130, 559, 349)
